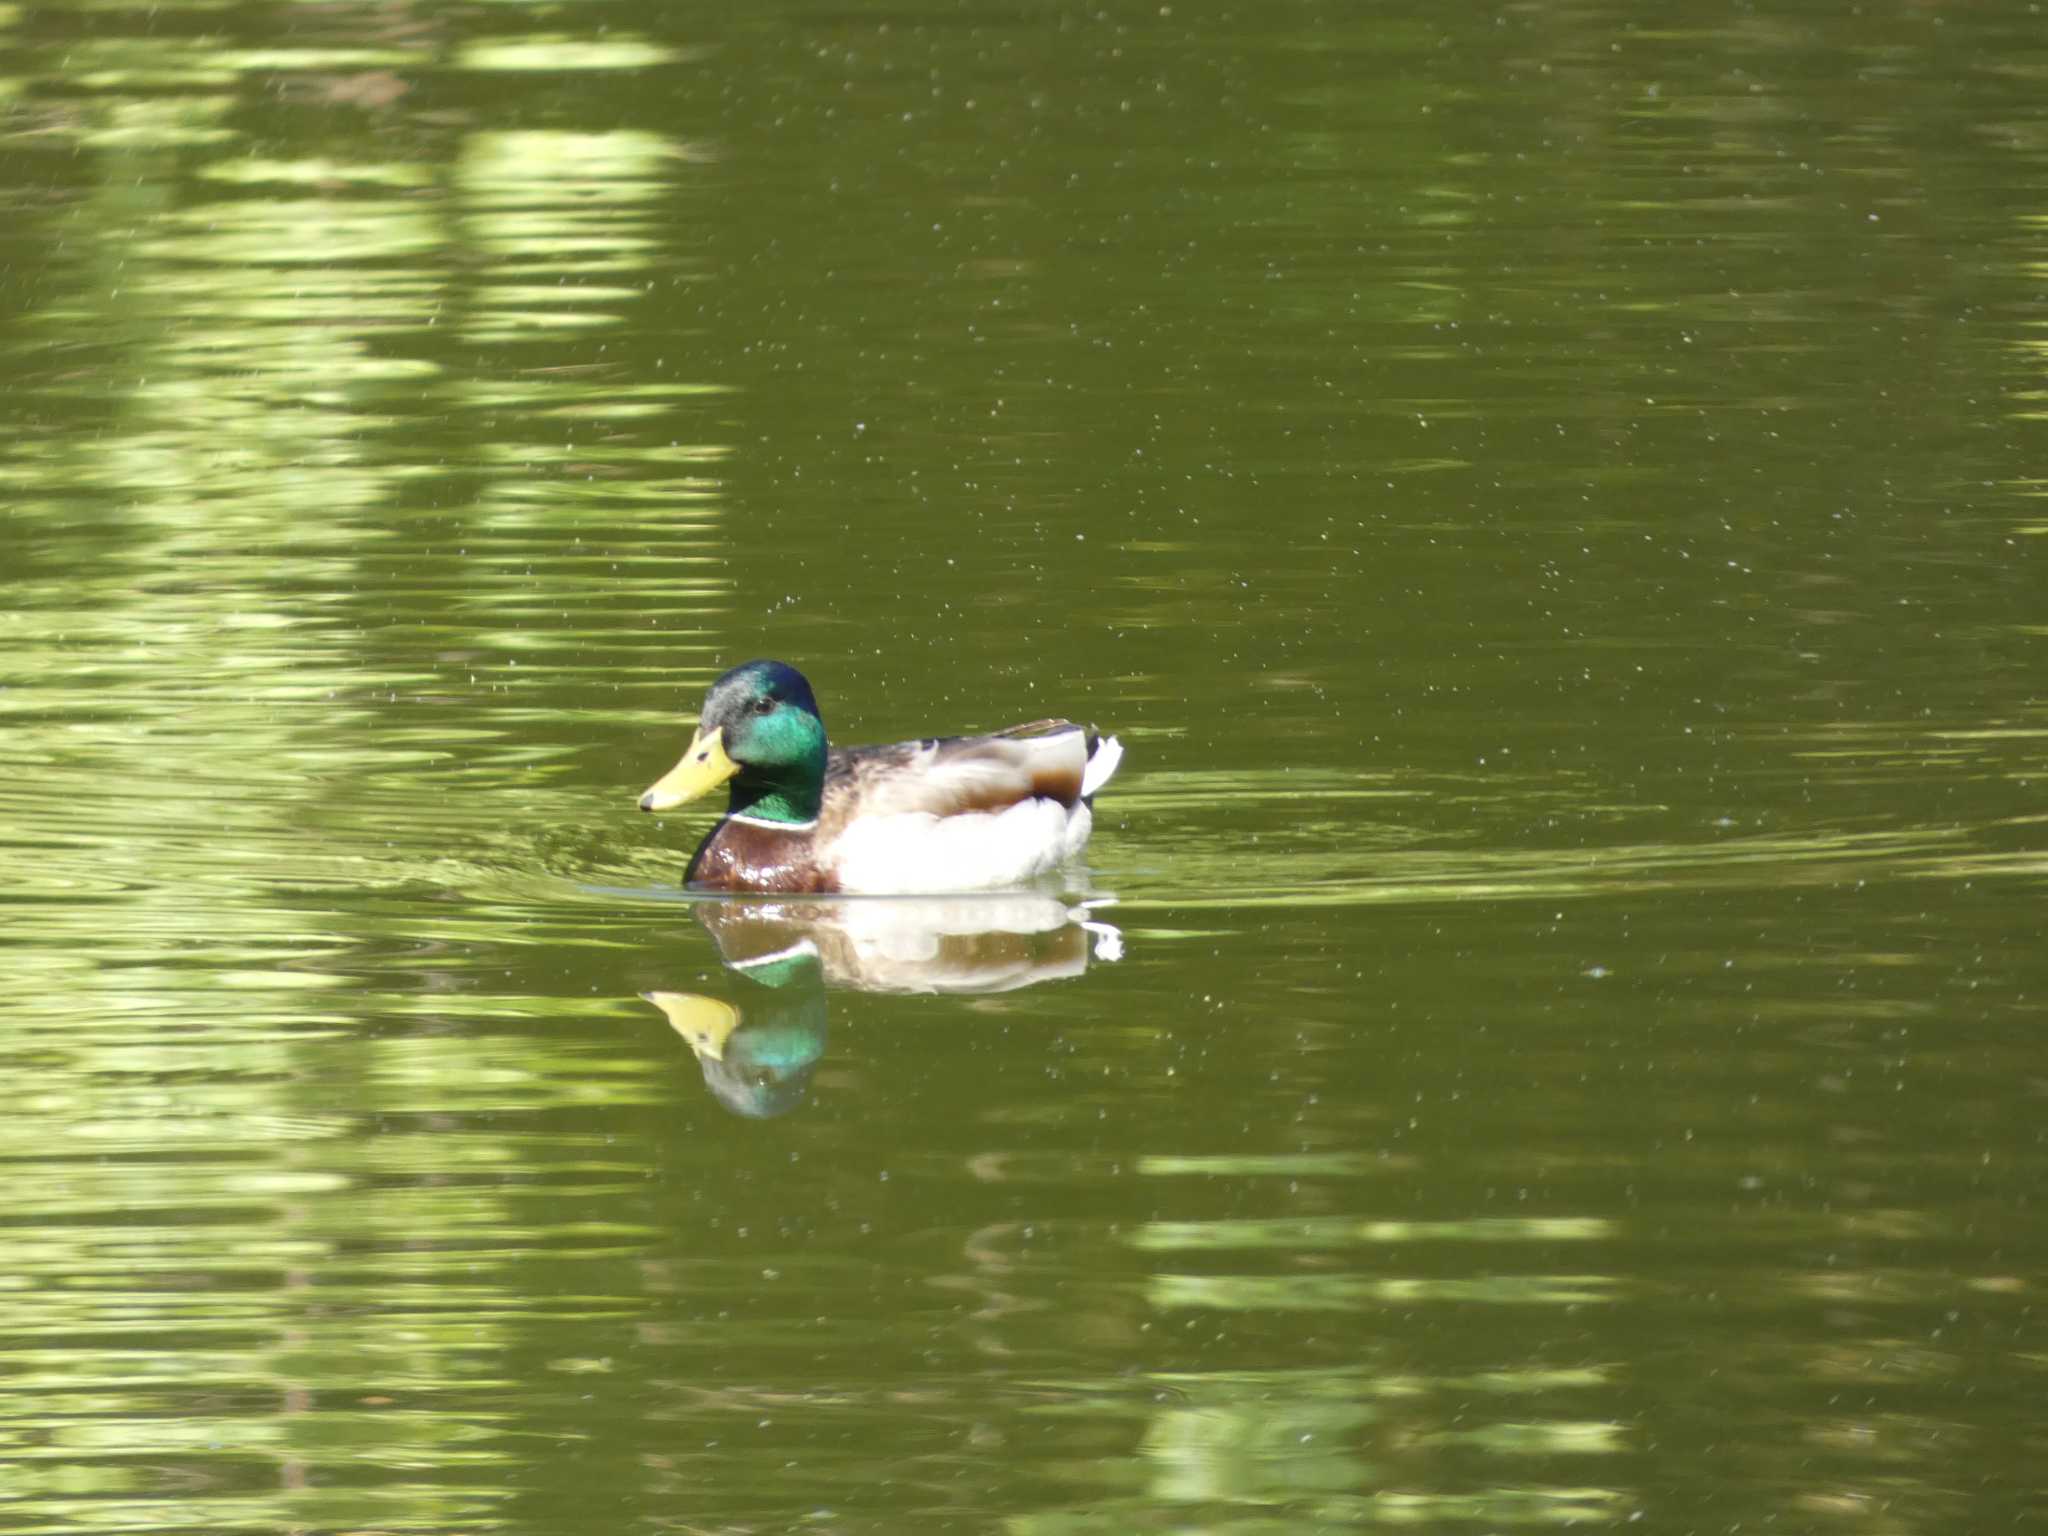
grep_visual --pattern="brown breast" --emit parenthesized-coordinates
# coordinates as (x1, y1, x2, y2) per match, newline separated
(685, 817, 840, 894)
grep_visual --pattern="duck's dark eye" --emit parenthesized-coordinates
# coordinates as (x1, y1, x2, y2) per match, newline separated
(753, 696, 776, 715)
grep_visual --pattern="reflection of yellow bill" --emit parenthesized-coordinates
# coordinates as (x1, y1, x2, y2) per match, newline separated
(639, 726, 738, 812)
(641, 991, 741, 1063)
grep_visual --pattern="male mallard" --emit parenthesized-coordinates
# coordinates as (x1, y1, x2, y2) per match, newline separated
(638, 659, 1122, 893)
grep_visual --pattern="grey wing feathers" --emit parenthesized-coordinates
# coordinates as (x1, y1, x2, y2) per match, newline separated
(825, 723, 1092, 821)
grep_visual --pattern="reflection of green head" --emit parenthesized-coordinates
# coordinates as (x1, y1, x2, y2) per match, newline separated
(701, 660, 829, 824)
(702, 979, 829, 1120)
(646, 941, 832, 1119)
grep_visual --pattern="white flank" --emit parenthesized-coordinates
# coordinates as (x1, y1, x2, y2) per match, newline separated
(1060, 802, 1094, 862)
(829, 726, 1121, 894)
(1080, 734, 1123, 799)
(835, 798, 1087, 894)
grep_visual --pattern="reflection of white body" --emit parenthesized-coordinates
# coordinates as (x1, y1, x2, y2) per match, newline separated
(700, 894, 1123, 994)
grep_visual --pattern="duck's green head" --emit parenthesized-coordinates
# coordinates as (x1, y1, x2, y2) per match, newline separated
(639, 659, 828, 824)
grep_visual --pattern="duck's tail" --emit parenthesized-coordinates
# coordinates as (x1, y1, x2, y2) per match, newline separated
(1080, 732, 1123, 802)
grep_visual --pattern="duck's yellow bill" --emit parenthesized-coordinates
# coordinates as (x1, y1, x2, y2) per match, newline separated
(641, 990, 742, 1062)
(639, 725, 738, 812)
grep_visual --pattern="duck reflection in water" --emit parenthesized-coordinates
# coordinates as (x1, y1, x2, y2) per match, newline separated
(643, 895, 1122, 1118)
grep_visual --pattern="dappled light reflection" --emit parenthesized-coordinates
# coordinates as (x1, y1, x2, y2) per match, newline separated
(0, 10, 722, 1532)
(1112, 1196, 1622, 1524)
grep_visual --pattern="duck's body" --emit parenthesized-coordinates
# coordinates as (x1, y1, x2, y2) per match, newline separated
(639, 661, 1121, 894)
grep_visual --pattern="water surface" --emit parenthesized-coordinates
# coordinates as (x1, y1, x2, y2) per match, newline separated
(3, 1, 2046, 1531)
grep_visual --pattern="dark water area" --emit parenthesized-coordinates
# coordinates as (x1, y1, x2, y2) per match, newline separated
(2, 1, 2045, 1531)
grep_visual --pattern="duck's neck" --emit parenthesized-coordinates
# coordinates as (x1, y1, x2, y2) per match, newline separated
(727, 768, 823, 827)
(723, 704, 829, 826)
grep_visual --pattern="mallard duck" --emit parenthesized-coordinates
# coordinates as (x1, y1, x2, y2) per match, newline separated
(638, 659, 1123, 893)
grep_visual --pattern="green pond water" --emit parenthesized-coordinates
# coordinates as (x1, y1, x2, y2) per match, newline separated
(3, 1, 2046, 1530)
